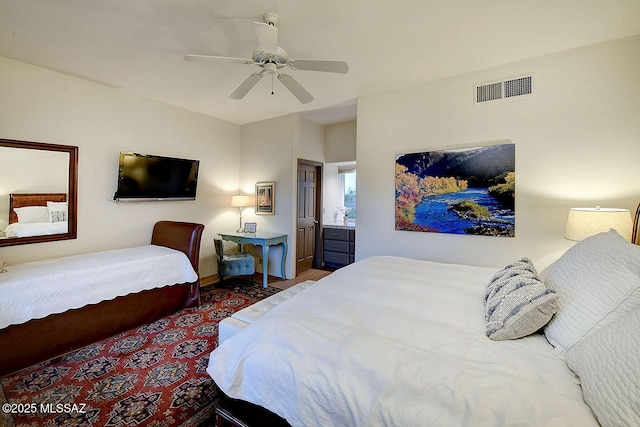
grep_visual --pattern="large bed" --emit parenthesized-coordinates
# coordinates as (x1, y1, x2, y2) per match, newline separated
(208, 226, 640, 426)
(0, 220, 204, 376)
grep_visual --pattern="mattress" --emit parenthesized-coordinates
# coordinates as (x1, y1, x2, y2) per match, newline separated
(207, 255, 597, 427)
(0, 244, 198, 329)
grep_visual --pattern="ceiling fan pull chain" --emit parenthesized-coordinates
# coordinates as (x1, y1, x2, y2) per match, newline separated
(271, 74, 275, 95)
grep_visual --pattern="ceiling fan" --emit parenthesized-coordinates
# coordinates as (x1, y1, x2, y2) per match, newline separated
(184, 12, 349, 104)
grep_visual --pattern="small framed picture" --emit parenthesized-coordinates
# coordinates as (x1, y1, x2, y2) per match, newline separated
(243, 222, 257, 233)
(255, 181, 275, 215)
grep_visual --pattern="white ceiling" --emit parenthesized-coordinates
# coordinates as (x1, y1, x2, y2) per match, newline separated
(1, 1, 639, 125)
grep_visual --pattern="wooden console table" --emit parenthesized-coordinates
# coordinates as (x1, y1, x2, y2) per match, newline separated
(218, 231, 288, 288)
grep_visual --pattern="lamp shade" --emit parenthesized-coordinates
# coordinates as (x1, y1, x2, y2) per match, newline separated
(564, 207, 632, 242)
(231, 195, 252, 207)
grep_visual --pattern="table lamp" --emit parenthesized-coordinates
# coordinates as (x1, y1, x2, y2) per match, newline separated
(564, 206, 632, 242)
(231, 195, 252, 232)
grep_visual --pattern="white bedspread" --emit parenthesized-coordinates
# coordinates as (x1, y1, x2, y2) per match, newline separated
(208, 256, 597, 427)
(3, 221, 68, 237)
(0, 245, 197, 329)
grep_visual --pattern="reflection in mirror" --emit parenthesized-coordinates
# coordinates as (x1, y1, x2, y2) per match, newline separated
(0, 139, 78, 247)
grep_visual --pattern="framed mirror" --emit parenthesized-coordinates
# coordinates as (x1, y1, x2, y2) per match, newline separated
(0, 139, 78, 247)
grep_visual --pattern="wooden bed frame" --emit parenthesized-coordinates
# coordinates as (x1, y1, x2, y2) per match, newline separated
(632, 202, 640, 245)
(8, 192, 67, 224)
(0, 220, 204, 377)
(214, 392, 290, 427)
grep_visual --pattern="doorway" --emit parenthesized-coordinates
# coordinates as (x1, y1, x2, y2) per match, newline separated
(296, 159, 322, 275)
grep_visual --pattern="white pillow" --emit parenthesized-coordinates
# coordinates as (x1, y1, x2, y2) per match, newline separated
(543, 230, 640, 351)
(485, 258, 558, 340)
(13, 206, 50, 223)
(566, 309, 640, 427)
(47, 201, 68, 223)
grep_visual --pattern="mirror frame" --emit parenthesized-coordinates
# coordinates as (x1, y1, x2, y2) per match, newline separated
(0, 138, 78, 247)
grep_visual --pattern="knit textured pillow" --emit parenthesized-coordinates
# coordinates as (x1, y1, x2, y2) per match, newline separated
(485, 258, 558, 341)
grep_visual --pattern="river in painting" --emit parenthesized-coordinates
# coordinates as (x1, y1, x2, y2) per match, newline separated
(414, 188, 514, 235)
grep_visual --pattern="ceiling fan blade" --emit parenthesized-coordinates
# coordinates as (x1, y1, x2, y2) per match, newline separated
(254, 22, 278, 54)
(184, 54, 254, 65)
(229, 73, 264, 99)
(277, 73, 314, 104)
(289, 59, 349, 74)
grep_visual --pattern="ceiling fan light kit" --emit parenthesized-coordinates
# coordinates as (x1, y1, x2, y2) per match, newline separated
(262, 12, 280, 27)
(184, 12, 349, 104)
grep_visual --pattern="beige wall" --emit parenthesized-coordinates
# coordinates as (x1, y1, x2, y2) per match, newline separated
(0, 56, 326, 279)
(0, 56, 242, 277)
(239, 114, 324, 278)
(3, 36, 638, 279)
(356, 36, 640, 270)
(325, 120, 356, 163)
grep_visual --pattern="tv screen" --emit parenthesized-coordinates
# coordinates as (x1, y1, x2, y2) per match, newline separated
(114, 152, 199, 201)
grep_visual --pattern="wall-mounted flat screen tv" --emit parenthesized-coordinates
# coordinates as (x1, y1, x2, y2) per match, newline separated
(113, 152, 199, 202)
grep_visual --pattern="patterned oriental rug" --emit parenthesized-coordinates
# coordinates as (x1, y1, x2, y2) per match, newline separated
(0, 282, 280, 427)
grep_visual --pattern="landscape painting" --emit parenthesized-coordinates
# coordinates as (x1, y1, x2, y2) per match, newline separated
(395, 143, 515, 237)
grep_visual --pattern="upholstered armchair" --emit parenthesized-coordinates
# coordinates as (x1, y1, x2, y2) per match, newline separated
(214, 238, 255, 285)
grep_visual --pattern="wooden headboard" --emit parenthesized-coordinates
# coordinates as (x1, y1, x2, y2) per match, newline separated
(633, 202, 640, 245)
(151, 220, 205, 275)
(8, 193, 67, 224)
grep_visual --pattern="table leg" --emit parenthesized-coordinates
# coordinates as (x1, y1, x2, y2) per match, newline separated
(280, 241, 287, 280)
(261, 244, 269, 288)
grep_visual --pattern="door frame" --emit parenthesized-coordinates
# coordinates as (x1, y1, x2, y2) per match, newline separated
(296, 158, 323, 276)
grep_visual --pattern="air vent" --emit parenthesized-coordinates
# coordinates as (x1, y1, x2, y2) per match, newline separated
(476, 76, 532, 103)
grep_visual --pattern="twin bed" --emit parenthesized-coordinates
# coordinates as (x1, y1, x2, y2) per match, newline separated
(0, 220, 204, 377)
(209, 217, 640, 426)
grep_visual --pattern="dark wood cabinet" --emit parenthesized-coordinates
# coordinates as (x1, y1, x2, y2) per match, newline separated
(323, 226, 355, 268)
